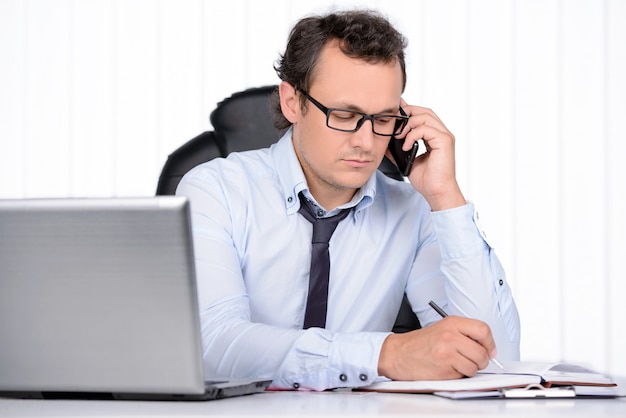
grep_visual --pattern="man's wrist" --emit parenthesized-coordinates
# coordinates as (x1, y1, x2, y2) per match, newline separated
(377, 333, 399, 378)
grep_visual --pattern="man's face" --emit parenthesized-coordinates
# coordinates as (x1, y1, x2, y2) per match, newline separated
(290, 43, 404, 207)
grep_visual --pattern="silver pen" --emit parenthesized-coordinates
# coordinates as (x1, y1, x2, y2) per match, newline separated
(428, 300, 506, 371)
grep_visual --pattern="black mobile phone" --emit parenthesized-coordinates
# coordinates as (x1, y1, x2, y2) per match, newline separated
(388, 138, 419, 177)
(387, 107, 419, 176)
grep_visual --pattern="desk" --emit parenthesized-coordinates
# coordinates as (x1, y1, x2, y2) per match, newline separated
(1, 388, 625, 418)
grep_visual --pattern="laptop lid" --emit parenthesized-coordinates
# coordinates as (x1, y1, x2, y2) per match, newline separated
(0, 196, 270, 400)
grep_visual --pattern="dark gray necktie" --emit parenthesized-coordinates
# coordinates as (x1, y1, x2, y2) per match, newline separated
(298, 193, 351, 329)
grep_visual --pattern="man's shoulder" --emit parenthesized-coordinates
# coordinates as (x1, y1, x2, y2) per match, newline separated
(185, 148, 275, 182)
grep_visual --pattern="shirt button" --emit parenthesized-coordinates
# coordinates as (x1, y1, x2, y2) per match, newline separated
(292, 382, 300, 389)
(499, 279, 504, 286)
(339, 374, 348, 382)
(317, 209, 324, 217)
(359, 374, 368, 382)
(287, 196, 293, 203)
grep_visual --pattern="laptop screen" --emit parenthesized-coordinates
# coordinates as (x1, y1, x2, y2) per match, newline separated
(0, 196, 207, 395)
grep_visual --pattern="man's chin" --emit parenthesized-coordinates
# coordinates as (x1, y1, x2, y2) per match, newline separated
(334, 170, 375, 190)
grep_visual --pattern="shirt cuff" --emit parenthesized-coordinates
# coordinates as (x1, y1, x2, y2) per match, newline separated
(430, 203, 490, 260)
(327, 331, 390, 388)
(270, 330, 389, 391)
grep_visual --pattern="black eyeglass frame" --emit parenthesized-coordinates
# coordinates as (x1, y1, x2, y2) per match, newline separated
(299, 90, 409, 137)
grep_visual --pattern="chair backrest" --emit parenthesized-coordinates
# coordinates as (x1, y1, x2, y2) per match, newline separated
(156, 86, 280, 196)
(155, 131, 222, 196)
(210, 85, 282, 155)
(155, 85, 419, 332)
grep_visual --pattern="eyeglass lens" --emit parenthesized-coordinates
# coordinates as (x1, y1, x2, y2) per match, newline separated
(327, 109, 405, 136)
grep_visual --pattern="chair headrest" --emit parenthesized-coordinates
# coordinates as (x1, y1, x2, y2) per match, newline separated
(210, 85, 282, 154)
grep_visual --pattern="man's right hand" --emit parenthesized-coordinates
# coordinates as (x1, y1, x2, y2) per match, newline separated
(377, 316, 497, 381)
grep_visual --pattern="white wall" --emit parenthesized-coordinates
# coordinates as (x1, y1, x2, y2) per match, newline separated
(1, 0, 625, 379)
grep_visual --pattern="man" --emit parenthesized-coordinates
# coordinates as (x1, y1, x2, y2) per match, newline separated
(177, 9, 520, 391)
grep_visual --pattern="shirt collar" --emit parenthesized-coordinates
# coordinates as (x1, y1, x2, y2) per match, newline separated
(271, 128, 376, 220)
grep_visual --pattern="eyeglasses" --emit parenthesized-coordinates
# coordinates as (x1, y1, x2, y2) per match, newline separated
(299, 90, 409, 137)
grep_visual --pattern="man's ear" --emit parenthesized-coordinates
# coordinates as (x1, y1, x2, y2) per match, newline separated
(279, 81, 298, 124)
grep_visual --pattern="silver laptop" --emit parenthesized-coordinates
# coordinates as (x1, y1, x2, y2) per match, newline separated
(0, 196, 271, 401)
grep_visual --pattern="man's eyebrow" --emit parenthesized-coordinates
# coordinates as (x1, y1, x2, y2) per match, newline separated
(338, 103, 399, 114)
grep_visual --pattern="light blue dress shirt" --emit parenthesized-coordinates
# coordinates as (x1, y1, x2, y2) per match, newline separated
(176, 128, 520, 391)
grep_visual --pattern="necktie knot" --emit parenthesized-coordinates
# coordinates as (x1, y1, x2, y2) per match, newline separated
(298, 194, 350, 243)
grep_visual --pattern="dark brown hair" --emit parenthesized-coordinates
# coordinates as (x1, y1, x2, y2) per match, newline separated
(271, 9, 408, 130)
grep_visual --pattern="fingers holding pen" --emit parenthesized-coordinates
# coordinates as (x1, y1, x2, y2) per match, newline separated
(378, 316, 496, 381)
(429, 316, 494, 376)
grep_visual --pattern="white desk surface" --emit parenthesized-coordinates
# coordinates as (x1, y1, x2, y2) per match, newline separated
(1, 387, 625, 418)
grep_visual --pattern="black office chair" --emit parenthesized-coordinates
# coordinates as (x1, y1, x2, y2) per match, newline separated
(156, 86, 281, 195)
(156, 85, 419, 332)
